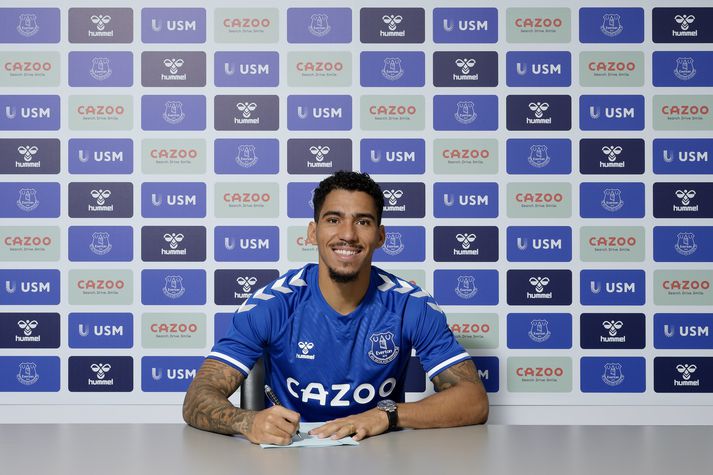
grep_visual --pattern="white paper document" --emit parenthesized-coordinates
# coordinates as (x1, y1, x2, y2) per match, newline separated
(260, 422, 360, 449)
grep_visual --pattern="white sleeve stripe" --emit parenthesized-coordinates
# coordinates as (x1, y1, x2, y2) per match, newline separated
(207, 352, 251, 375)
(426, 352, 472, 379)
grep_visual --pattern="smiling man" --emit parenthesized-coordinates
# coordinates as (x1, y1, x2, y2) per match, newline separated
(183, 171, 488, 445)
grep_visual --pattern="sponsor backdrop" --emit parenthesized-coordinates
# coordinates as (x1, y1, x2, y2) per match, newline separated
(1, 0, 712, 422)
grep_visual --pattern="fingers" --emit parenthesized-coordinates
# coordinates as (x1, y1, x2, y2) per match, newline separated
(249, 407, 301, 445)
(309, 419, 357, 439)
(329, 422, 358, 440)
(353, 427, 368, 441)
(269, 405, 301, 425)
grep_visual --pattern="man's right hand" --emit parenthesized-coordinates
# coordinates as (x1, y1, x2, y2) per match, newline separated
(245, 406, 301, 445)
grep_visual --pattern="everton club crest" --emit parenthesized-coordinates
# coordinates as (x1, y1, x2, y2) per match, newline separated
(17, 188, 39, 212)
(382, 57, 404, 81)
(89, 232, 112, 256)
(454, 101, 477, 124)
(602, 362, 625, 386)
(308, 13, 331, 37)
(163, 101, 185, 125)
(528, 144, 550, 168)
(382, 232, 404, 256)
(601, 188, 624, 212)
(528, 319, 551, 343)
(455, 275, 478, 299)
(600, 13, 623, 37)
(17, 362, 39, 385)
(163, 275, 185, 299)
(674, 57, 696, 81)
(17, 13, 40, 37)
(236, 144, 258, 168)
(675, 232, 697, 256)
(90, 57, 112, 81)
(368, 331, 399, 364)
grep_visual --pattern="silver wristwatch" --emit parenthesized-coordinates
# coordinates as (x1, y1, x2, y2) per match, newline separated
(377, 399, 398, 431)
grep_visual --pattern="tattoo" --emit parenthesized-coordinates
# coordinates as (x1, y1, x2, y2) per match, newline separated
(182, 359, 255, 435)
(432, 360, 479, 393)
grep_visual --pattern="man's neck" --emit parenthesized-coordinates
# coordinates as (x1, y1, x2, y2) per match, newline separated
(317, 265, 371, 316)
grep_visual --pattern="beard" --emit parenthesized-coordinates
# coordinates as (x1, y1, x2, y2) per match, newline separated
(327, 265, 359, 283)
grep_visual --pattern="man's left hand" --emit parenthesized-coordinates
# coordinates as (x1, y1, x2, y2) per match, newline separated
(308, 408, 389, 441)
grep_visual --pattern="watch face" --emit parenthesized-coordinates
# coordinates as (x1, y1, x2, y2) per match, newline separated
(378, 399, 396, 411)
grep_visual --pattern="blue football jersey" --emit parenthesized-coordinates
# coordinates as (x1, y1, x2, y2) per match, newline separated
(209, 264, 470, 422)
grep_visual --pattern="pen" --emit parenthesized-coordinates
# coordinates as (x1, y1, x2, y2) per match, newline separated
(264, 384, 303, 440)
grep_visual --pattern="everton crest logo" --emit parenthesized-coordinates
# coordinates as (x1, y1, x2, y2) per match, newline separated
(17, 362, 39, 385)
(308, 13, 331, 37)
(455, 275, 478, 299)
(601, 13, 623, 37)
(89, 232, 112, 256)
(674, 57, 696, 81)
(368, 331, 399, 364)
(528, 319, 551, 343)
(675, 232, 697, 256)
(163, 275, 185, 299)
(528, 144, 550, 168)
(454, 101, 477, 124)
(90, 57, 112, 81)
(602, 363, 625, 386)
(17, 188, 39, 212)
(601, 188, 624, 212)
(236, 144, 258, 168)
(17, 13, 40, 37)
(382, 232, 404, 256)
(382, 57, 404, 81)
(163, 101, 185, 125)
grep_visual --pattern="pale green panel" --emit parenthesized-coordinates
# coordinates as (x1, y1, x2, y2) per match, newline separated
(433, 139, 498, 175)
(68, 269, 133, 305)
(141, 139, 207, 174)
(507, 357, 572, 392)
(215, 9, 279, 43)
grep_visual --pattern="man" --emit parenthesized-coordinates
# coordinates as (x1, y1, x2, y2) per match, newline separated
(183, 171, 488, 445)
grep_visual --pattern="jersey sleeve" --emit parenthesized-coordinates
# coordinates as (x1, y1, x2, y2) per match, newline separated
(207, 302, 275, 377)
(405, 296, 471, 380)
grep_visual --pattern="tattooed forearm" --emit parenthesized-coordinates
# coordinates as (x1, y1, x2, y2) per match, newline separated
(182, 359, 255, 435)
(432, 360, 479, 392)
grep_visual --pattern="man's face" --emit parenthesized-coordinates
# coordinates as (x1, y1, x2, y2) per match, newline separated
(308, 189, 385, 283)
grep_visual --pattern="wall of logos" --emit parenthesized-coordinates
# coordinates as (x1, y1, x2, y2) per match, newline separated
(1, 0, 712, 423)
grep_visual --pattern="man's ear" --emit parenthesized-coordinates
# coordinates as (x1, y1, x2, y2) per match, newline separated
(377, 224, 386, 247)
(307, 221, 317, 245)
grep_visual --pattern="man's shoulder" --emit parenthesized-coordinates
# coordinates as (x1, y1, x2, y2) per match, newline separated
(236, 264, 315, 316)
(369, 266, 444, 314)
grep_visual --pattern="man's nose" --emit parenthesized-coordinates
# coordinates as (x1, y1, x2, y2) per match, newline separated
(337, 220, 356, 241)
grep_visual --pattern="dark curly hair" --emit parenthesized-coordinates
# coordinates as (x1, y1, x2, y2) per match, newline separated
(313, 171, 384, 224)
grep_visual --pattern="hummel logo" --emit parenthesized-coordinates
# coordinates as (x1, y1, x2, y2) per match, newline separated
(456, 233, 476, 249)
(529, 276, 550, 293)
(17, 145, 39, 162)
(601, 146, 623, 162)
(236, 102, 257, 118)
(674, 14, 695, 31)
(163, 58, 184, 74)
(383, 189, 403, 206)
(90, 15, 111, 31)
(382, 14, 403, 31)
(163, 233, 184, 249)
(602, 320, 623, 336)
(455, 58, 476, 74)
(528, 102, 549, 118)
(90, 189, 111, 205)
(675, 189, 696, 205)
(309, 145, 330, 162)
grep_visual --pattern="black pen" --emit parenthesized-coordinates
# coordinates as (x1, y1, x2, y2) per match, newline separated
(264, 384, 303, 440)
